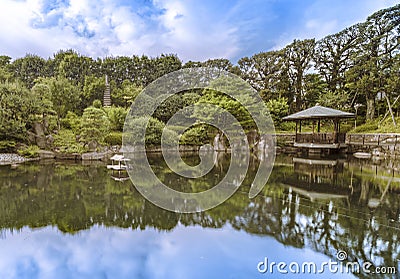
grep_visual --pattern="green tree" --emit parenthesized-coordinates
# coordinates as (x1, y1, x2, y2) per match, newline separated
(82, 75, 105, 109)
(0, 82, 42, 140)
(303, 73, 328, 107)
(317, 91, 349, 109)
(192, 76, 262, 141)
(31, 83, 54, 117)
(153, 92, 201, 123)
(284, 39, 316, 111)
(123, 116, 177, 146)
(314, 24, 361, 95)
(239, 51, 287, 97)
(346, 4, 400, 120)
(80, 106, 110, 144)
(152, 54, 182, 81)
(35, 77, 81, 127)
(266, 97, 289, 128)
(57, 52, 96, 87)
(0, 55, 13, 83)
(11, 54, 48, 88)
(184, 58, 238, 74)
(104, 106, 128, 131)
(111, 80, 142, 107)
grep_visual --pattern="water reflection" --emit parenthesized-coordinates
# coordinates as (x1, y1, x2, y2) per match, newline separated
(0, 225, 352, 279)
(0, 154, 399, 278)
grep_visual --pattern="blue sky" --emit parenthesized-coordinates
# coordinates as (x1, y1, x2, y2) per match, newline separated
(0, 0, 398, 62)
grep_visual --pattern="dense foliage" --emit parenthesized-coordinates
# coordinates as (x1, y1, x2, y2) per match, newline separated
(0, 4, 399, 149)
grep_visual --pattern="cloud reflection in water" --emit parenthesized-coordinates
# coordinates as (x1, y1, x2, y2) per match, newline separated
(0, 225, 354, 279)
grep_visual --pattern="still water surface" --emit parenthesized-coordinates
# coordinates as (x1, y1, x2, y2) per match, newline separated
(0, 153, 399, 278)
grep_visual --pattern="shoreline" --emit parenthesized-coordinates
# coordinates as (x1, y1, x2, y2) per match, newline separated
(0, 153, 40, 166)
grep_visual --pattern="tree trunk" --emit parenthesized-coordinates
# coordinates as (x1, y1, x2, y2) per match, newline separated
(366, 98, 375, 121)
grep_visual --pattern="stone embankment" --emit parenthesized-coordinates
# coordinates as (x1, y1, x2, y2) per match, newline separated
(274, 133, 400, 157)
(0, 153, 30, 165)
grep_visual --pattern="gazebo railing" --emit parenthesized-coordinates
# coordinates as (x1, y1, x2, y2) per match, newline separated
(295, 132, 346, 144)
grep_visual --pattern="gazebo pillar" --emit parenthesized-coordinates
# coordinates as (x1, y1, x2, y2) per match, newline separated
(312, 121, 315, 143)
(333, 119, 338, 144)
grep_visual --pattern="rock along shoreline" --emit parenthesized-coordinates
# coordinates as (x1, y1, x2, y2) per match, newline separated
(0, 153, 37, 165)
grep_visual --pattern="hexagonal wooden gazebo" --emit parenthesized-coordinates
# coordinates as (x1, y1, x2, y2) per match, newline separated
(283, 105, 354, 150)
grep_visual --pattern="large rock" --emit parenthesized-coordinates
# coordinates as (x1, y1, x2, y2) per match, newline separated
(88, 140, 98, 152)
(55, 153, 82, 160)
(82, 151, 112, 161)
(32, 122, 45, 136)
(46, 135, 54, 146)
(27, 131, 36, 144)
(38, 150, 55, 159)
(35, 135, 47, 149)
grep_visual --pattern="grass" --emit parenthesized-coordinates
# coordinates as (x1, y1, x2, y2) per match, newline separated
(349, 117, 400, 134)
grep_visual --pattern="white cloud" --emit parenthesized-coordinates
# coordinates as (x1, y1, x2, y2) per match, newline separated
(0, 0, 242, 61)
(0, 0, 397, 62)
(151, 0, 241, 61)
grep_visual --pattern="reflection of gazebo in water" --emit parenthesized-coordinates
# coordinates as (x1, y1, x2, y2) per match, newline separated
(107, 154, 130, 182)
(282, 157, 350, 202)
(283, 105, 354, 153)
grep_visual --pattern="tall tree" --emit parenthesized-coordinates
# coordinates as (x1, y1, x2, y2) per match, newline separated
(346, 4, 400, 120)
(314, 24, 361, 95)
(284, 39, 316, 111)
(82, 75, 106, 108)
(238, 50, 290, 102)
(57, 52, 96, 87)
(0, 82, 43, 140)
(35, 77, 81, 127)
(303, 73, 328, 107)
(0, 55, 12, 83)
(11, 54, 48, 88)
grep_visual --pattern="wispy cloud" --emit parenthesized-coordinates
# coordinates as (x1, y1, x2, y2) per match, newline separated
(0, 0, 397, 62)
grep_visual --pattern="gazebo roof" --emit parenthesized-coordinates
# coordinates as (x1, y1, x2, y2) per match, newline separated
(282, 105, 354, 121)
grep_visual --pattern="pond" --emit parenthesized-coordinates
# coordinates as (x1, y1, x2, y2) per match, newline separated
(0, 153, 399, 278)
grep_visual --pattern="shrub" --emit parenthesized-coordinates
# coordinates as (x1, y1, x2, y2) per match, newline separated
(123, 116, 178, 146)
(61, 111, 81, 133)
(104, 106, 128, 131)
(45, 114, 59, 133)
(180, 125, 210, 145)
(92, 99, 102, 108)
(266, 97, 289, 128)
(0, 140, 16, 152)
(80, 106, 110, 144)
(277, 121, 296, 132)
(17, 145, 40, 158)
(54, 129, 87, 153)
(104, 132, 122, 146)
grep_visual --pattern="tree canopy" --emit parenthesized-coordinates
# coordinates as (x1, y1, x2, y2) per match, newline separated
(0, 4, 399, 145)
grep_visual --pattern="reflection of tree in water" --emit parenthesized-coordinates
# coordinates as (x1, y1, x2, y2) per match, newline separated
(0, 155, 400, 277)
